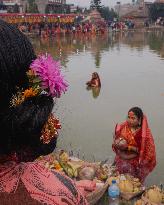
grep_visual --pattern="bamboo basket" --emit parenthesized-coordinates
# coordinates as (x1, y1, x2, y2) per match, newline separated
(86, 179, 109, 205)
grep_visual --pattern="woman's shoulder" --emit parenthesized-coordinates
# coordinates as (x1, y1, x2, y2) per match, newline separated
(24, 161, 88, 205)
(0, 161, 87, 205)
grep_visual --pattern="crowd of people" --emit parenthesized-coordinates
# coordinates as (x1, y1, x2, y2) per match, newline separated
(17, 19, 138, 38)
(18, 22, 108, 38)
(108, 20, 135, 31)
(0, 19, 157, 204)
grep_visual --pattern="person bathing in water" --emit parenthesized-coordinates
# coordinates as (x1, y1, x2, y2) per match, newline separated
(86, 72, 101, 88)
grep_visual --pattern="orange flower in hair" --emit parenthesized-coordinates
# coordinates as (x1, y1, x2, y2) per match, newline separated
(40, 114, 61, 144)
(23, 88, 39, 98)
(10, 87, 39, 107)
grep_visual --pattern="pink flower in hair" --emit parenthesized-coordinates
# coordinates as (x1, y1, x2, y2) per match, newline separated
(30, 54, 68, 97)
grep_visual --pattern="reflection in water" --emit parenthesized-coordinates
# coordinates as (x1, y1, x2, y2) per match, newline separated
(31, 31, 164, 68)
(92, 87, 101, 99)
(86, 86, 101, 99)
(32, 34, 112, 68)
(148, 31, 164, 58)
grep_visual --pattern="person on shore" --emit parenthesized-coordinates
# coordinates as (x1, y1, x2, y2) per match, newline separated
(112, 107, 156, 182)
(86, 72, 101, 88)
(0, 19, 88, 205)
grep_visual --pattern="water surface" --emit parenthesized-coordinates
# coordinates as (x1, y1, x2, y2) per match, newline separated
(31, 30, 164, 189)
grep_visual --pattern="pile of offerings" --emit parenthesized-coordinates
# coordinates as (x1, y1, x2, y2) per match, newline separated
(37, 150, 115, 204)
(135, 185, 164, 205)
(108, 174, 145, 200)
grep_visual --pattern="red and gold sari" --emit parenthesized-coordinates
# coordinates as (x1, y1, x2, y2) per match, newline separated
(113, 115, 156, 182)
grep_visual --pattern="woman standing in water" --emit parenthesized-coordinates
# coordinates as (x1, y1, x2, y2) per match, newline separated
(112, 107, 156, 182)
(86, 72, 101, 88)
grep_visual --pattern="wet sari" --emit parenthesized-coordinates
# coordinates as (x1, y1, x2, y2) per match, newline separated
(113, 115, 156, 182)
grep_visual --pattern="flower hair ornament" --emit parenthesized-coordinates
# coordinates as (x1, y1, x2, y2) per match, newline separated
(10, 53, 68, 144)
(40, 113, 62, 144)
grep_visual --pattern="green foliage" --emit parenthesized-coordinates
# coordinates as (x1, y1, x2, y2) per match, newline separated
(149, 3, 164, 21)
(25, 4, 28, 13)
(100, 7, 118, 20)
(13, 3, 20, 13)
(45, 5, 49, 14)
(90, 0, 102, 11)
(27, 0, 39, 13)
(90, 0, 117, 20)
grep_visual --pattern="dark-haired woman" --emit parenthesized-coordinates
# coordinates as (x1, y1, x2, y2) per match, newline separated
(86, 72, 101, 88)
(0, 19, 88, 205)
(112, 107, 156, 182)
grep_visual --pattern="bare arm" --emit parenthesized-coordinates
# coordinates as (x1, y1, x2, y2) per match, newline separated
(117, 150, 138, 160)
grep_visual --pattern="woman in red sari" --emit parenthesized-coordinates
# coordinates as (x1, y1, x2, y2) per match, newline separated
(112, 107, 156, 182)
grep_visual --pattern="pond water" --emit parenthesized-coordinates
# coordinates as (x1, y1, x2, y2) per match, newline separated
(31, 30, 164, 194)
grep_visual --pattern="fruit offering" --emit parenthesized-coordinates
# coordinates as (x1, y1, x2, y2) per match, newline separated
(36, 150, 111, 183)
(108, 174, 142, 194)
(135, 185, 164, 205)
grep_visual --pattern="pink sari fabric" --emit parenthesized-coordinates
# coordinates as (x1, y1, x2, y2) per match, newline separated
(113, 115, 156, 182)
(0, 161, 88, 205)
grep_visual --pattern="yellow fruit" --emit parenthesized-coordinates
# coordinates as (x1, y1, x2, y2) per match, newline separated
(133, 181, 141, 187)
(133, 187, 140, 193)
(59, 152, 69, 162)
(133, 178, 140, 182)
(119, 180, 134, 193)
(145, 187, 162, 204)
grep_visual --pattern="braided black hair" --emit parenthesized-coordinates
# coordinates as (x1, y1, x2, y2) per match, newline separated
(0, 19, 36, 111)
(0, 94, 56, 160)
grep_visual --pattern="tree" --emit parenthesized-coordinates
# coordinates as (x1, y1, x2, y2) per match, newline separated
(27, 0, 39, 13)
(149, 3, 164, 21)
(25, 4, 28, 13)
(45, 5, 49, 14)
(90, 1, 117, 20)
(90, 0, 102, 11)
(100, 7, 118, 21)
(0, 1, 4, 10)
(13, 3, 20, 13)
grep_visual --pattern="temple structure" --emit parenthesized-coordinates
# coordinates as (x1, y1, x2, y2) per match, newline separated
(115, 0, 153, 27)
(0, 0, 70, 14)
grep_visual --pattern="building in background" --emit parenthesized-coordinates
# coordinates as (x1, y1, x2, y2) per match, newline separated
(0, 0, 24, 13)
(0, 0, 74, 14)
(35, 0, 69, 14)
(114, 0, 155, 26)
